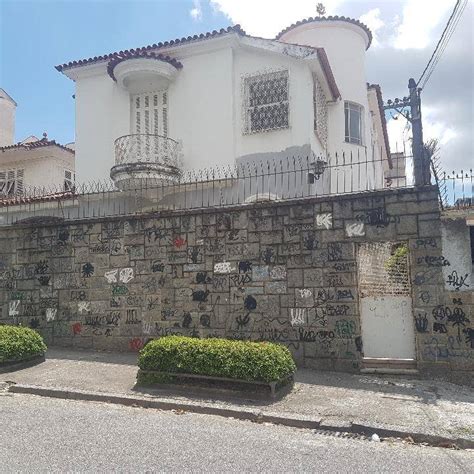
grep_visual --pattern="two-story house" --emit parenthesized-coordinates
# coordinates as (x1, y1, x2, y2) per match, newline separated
(56, 16, 391, 192)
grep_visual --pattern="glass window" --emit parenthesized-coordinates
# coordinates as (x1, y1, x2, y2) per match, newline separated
(244, 70, 289, 134)
(345, 102, 363, 145)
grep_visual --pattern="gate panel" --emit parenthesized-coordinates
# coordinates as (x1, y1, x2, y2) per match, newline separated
(358, 242, 416, 359)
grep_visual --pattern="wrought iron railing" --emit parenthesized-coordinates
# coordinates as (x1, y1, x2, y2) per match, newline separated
(114, 134, 180, 168)
(0, 149, 471, 226)
(438, 169, 473, 210)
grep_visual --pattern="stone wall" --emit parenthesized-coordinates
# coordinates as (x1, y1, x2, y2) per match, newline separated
(0, 185, 472, 375)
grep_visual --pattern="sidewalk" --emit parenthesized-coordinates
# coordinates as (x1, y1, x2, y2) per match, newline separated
(1, 347, 473, 447)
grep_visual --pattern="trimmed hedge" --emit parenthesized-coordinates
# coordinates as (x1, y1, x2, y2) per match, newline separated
(138, 336, 296, 383)
(0, 325, 47, 363)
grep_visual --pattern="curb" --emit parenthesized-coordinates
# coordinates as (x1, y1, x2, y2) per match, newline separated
(0, 354, 45, 374)
(8, 383, 474, 450)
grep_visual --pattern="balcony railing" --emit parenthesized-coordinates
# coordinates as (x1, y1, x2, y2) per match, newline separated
(114, 134, 180, 168)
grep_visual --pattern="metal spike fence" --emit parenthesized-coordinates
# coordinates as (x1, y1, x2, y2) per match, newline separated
(0, 151, 471, 226)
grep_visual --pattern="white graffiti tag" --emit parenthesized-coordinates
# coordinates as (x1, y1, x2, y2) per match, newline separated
(214, 261, 236, 274)
(142, 321, 154, 335)
(9, 300, 20, 316)
(78, 301, 91, 314)
(345, 222, 365, 237)
(290, 308, 306, 326)
(298, 289, 312, 298)
(119, 267, 134, 283)
(104, 269, 119, 283)
(46, 308, 57, 322)
(316, 213, 333, 230)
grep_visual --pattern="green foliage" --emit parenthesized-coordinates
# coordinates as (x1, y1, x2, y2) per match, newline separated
(138, 336, 296, 383)
(385, 243, 409, 272)
(0, 325, 47, 363)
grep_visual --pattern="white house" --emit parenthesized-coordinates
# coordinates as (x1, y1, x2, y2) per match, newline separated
(56, 16, 392, 189)
(0, 89, 75, 196)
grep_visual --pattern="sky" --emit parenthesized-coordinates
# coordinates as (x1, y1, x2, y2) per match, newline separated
(0, 0, 472, 171)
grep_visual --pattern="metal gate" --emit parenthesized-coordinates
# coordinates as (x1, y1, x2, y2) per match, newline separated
(357, 242, 416, 359)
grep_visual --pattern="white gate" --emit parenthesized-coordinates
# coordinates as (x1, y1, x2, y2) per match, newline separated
(358, 242, 416, 359)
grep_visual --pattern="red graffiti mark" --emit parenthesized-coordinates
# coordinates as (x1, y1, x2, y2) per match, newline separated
(129, 337, 145, 351)
(173, 236, 186, 249)
(72, 322, 82, 335)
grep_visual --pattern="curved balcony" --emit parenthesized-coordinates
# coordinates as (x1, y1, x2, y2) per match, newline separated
(110, 134, 181, 189)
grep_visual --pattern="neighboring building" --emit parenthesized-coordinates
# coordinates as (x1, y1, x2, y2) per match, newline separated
(56, 16, 391, 188)
(0, 88, 75, 196)
(0, 135, 75, 196)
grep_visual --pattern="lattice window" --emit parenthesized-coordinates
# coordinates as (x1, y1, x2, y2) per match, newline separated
(313, 75, 328, 148)
(243, 70, 289, 134)
(0, 169, 24, 196)
(358, 242, 410, 296)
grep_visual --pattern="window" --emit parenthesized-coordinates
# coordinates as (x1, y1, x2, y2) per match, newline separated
(243, 70, 289, 134)
(0, 169, 24, 196)
(313, 76, 328, 147)
(131, 91, 168, 136)
(345, 102, 364, 145)
(64, 170, 75, 192)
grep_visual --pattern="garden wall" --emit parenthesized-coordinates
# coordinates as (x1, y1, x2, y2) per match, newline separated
(0, 185, 472, 376)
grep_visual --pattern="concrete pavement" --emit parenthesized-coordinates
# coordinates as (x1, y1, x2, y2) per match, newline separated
(0, 393, 472, 472)
(1, 347, 473, 447)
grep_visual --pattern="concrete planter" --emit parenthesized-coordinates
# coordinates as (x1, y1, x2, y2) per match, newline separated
(136, 369, 294, 400)
(0, 353, 45, 373)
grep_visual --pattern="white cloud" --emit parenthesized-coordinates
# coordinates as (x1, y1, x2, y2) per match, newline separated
(393, 0, 453, 49)
(359, 8, 384, 47)
(386, 104, 457, 155)
(190, 0, 203, 21)
(210, 0, 343, 38)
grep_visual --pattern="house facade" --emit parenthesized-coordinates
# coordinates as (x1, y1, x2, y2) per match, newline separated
(0, 136, 75, 196)
(56, 16, 391, 187)
(0, 89, 75, 196)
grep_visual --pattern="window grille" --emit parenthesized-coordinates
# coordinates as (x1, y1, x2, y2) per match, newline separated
(345, 102, 364, 145)
(0, 169, 24, 196)
(243, 70, 289, 134)
(358, 242, 410, 296)
(313, 76, 328, 147)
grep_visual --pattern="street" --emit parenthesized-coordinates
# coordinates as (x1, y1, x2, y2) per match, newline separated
(0, 393, 471, 472)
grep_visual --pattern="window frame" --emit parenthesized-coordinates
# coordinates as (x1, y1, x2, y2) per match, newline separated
(0, 168, 24, 196)
(344, 101, 364, 145)
(243, 69, 290, 135)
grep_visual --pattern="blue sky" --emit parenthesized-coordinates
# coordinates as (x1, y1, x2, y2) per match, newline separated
(0, 0, 229, 144)
(1, 0, 472, 170)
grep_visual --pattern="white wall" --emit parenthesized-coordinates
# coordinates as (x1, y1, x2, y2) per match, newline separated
(0, 148, 74, 190)
(169, 47, 234, 170)
(233, 47, 325, 161)
(0, 93, 16, 147)
(278, 22, 373, 163)
(75, 71, 130, 182)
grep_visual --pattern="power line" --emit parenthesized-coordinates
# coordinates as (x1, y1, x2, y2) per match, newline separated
(419, 0, 467, 89)
(417, 0, 468, 89)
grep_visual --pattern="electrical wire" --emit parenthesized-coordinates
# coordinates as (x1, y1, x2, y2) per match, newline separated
(417, 0, 468, 89)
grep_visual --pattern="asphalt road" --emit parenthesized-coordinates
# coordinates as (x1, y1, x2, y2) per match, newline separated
(0, 393, 472, 472)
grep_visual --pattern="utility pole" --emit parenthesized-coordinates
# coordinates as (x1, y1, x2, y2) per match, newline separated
(383, 78, 431, 186)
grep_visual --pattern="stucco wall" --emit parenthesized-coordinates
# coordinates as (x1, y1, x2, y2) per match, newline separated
(0, 186, 471, 376)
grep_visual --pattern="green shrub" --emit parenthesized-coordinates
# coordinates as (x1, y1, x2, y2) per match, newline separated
(138, 336, 296, 383)
(0, 325, 47, 363)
